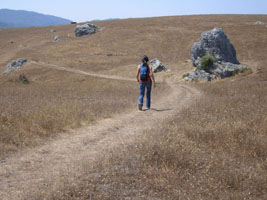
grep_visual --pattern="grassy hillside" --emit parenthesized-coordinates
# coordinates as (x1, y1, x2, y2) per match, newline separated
(0, 15, 267, 199)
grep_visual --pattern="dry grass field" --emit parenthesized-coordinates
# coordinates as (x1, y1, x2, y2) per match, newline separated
(56, 73, 266, 199)
(0, 20, 171, 158)
(0, 14, 267, 199)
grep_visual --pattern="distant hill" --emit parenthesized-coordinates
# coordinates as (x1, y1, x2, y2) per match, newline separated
(92, 18, 120, 22)
(0, 9, 72, 28)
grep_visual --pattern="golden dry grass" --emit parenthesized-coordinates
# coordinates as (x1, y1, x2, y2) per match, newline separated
(37, 72, 267, 199)
(1, 14, 267, 199)
(0, 73, 135, 156)
(0, 19, 172, 158)
(43, 71, 267, 199)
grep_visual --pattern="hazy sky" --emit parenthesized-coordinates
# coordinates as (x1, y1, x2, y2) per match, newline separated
(1, 0, 267, 22)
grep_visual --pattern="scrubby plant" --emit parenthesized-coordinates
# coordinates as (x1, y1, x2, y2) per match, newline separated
(232, 68, 250, 76)
(198, 55, 215, 71)
(182, 73, 190, 79)
(19, 74, 29, 84)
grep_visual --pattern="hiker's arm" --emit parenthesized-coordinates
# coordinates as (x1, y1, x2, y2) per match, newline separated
(136, 65, 140, 82)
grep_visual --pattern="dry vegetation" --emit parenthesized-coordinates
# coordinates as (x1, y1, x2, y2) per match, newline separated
(0, 18, 169, 158)
(0, 71, 139, 157)
(40, 71, 267, 199)
(1, 14, 267, 199)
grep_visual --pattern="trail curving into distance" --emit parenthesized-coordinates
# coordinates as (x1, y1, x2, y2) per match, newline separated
(31, 61, 136, 82)
(0, 61, 201, 200)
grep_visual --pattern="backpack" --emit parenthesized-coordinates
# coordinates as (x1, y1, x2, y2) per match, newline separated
(140, 64, 149, 81)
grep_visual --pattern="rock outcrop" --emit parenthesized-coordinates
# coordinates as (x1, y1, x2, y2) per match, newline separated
(150, 58, 166, 73)
(185, 28, 248, 82)
(3, 58, 28, 75)
(184, 70, 216, 82)
(191, 27, 239, 67)
(209, 62, 247, 78)
(74, 23, 99, 37)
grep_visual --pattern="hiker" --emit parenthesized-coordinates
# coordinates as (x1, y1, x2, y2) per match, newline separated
(136, 55, 156, 111)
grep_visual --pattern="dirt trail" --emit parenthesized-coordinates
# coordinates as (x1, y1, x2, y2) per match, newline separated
(31, 61, 136, 82)
(0, 61, 201, 200)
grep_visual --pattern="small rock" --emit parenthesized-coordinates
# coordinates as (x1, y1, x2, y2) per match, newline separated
(53, 35, 61, 42)
(50, 29, 56, 33)
(184, 70, 216, 82)
(150, 58, 166, 73)
(74, 23, 99, 37)
(94, 52, 102, 56)
(255, 21, 265, 25)
(184, 77, 189, 81)
(106, 53, 125, 56)
(3, 58, 28, 75)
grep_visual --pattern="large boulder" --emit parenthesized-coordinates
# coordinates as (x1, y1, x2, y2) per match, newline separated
(74, 23, 99, 37)
(191, 27, 239, 67)
(150, 58, 166, 73)
(3, 58, 28, 75)
(185, 28, 248, 82)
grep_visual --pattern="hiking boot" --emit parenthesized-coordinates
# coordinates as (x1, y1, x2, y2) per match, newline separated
(138, 104, 143, 111)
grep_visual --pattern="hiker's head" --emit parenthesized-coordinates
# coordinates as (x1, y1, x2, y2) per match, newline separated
(142, 55, 149, 65)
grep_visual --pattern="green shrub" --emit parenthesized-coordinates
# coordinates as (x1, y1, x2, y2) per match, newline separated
(182, 73, 190, 78)
(198, 55, 215, 71)
(19, 74, 29, 84)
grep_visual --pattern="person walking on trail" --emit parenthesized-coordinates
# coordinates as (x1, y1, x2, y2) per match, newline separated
(136, 55, 156, 111)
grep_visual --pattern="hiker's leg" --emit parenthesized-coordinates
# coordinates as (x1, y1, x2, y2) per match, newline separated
(146, 82, 152, 109)
(138, 82, 145, 106)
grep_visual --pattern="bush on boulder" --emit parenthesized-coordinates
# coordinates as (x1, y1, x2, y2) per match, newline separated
(198, 55, 215, 72)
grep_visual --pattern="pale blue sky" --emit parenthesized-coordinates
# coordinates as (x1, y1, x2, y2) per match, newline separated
(1, 0, 267, 22)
